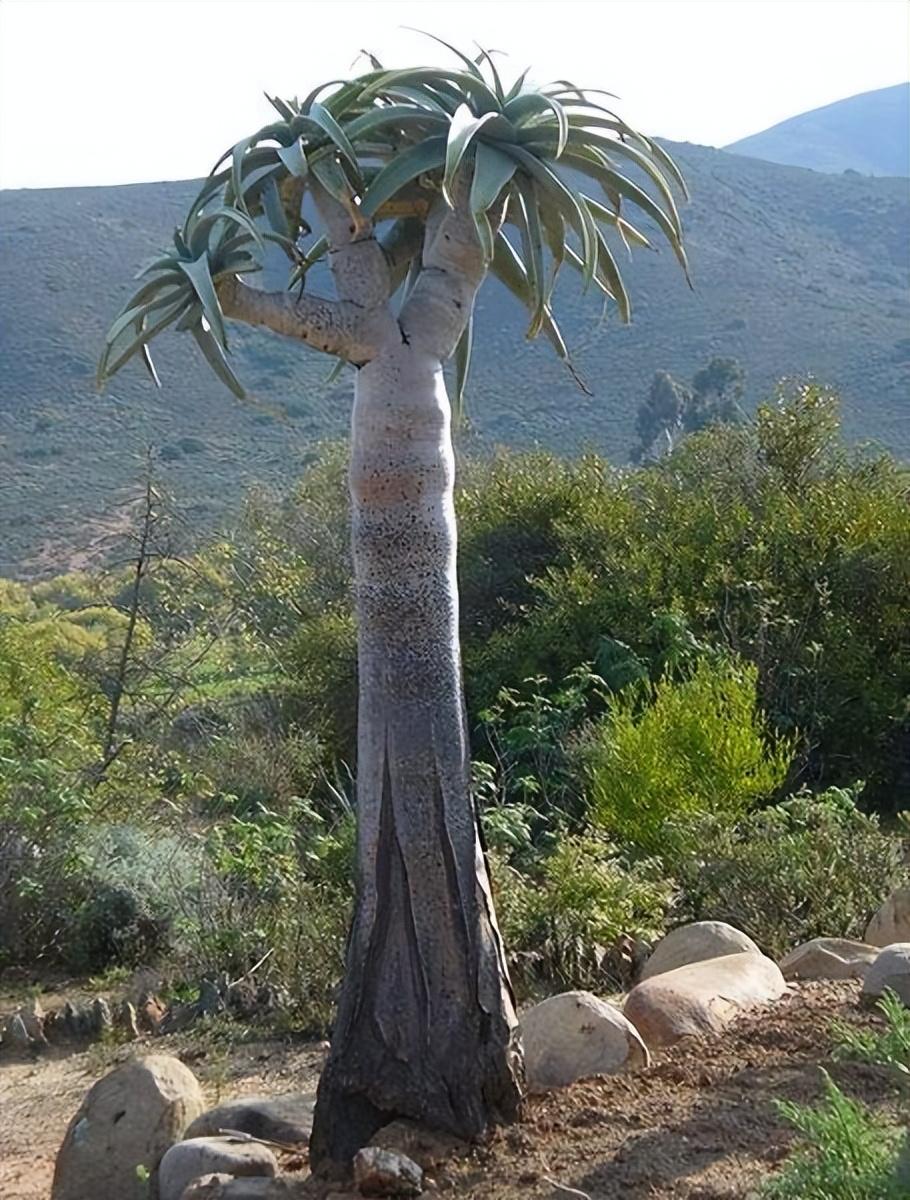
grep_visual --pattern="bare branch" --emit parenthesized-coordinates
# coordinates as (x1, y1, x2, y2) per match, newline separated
(310, 176, 390, 308)
(400, 172, 500, 359)
(217, 276, 390, 363)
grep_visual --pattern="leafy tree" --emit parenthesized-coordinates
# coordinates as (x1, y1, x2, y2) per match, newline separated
(97, 41, 690, 1162)
(631, 369, 691, 460)
(686, 355, 744, 431)
(632, 356, 744, 459)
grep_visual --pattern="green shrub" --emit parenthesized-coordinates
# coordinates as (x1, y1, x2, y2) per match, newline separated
(476, 665, 606, 822)
(677, 786, 906, 956)
(761, 1071, 902, 1199)
(585, 656, 793, 859)
(833, 990, 910, 1082)
(492, 833, 672, 994)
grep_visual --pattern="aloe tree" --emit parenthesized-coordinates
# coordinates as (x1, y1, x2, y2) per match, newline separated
(99, 39, 689, 1167)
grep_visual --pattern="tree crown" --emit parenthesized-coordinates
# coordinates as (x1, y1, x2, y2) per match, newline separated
(98, 37, 690, 405)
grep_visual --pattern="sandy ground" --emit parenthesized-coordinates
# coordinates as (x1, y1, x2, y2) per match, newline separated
(0, 980, 899, 1200)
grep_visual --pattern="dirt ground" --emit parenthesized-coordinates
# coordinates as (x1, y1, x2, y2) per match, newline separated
(0, 979, 899, 1200)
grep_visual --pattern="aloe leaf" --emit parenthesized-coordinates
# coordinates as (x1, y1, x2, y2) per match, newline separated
(585, 196, 652, 250)
(177, 254, 227, 349)
(188, 206, 265, 260)
(362, 67, 501, 114)
(98, 294, 191, 383)
(360, 137, 446, 217)
(473, 45, 505, 101)
(566, 129, 683, 236)
(265, 93, 298, 121)
(470, 140, 517, 225)
(443, 105, 499, 205)
(103, 285, 187, 347)
(504, 66, 531, 104)
(345, 105, 448, 141)
(139, 344, 161, 388)
(501, 144, 598, 288)
(190, 324, 246, 399)
(261, 176, 290, 239)
(308, 101, 361, 180)
(403, 28, 485, 79)
(276, 138, 308, 181)
(511, 176, 546, 337)
(452, 305, 474, 419)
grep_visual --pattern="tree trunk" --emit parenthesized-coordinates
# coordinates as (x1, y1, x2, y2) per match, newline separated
(309, 341, 524, 1167)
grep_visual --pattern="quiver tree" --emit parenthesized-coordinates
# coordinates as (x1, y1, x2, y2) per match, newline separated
(98, 38, 690, 1168)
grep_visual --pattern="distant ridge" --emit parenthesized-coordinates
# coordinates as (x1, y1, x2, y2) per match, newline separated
(725, 83, 910, 176)
(1, 139, 908, 577)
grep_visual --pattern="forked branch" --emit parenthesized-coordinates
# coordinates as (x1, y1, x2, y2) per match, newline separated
(217, 275, 390, 362)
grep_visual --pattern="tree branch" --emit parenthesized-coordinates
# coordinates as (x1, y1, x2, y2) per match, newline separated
(400, 172, 498, 359)
(310, 177, 390, 308)
(217, 276, 388, 362)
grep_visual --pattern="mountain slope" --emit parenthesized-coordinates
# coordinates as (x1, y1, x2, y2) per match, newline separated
(1, 142, 908, 577)
(725, 83, 910, 175)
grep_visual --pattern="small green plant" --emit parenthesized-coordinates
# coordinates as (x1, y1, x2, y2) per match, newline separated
(761, 1070, 903, 1199)
(492, 832, 672, 994)
(833, 990, 910, 1083)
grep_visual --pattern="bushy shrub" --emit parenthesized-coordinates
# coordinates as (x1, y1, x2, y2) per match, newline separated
(676, 786, 906, 956)
(585, 656, 793, 859)
(492, 833, 672, 994)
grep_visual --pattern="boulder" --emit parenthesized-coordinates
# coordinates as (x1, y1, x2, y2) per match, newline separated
(51, 1054, 205, 1200)
(353, 1147, 423, 1197)
(2, 1012, 32, 1049)
(91, 997, 113, 1034)
(862, 943, 910, 1005)
(181, 1177, 234, 1198)
(641, 921, 761, 981)
(624, 952, 787, 1046)
(158, 1136, 278, 1200)
(519, 990, 650, 1091)
(186, 1091, 316, 1146)
(780, 938, 879, 981)
(116, 998, 141, 1039)
(181, 1182, 292, 1200)
(866, 889, 910, 947)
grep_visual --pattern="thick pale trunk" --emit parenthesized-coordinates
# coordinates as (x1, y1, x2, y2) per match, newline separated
(309, 344, 523, 1166)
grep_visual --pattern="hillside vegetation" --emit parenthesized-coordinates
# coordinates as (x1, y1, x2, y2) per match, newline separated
(1, 141, 908, 576)
(726, 83, 910, 176)
(1, 390, 908, 1001)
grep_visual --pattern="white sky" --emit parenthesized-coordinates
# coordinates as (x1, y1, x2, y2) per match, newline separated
(0, 0, 907, 189)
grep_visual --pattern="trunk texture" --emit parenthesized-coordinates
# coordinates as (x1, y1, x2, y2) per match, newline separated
(309, 342, 523, 1166)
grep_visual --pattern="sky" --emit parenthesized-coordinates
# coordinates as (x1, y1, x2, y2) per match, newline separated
(0, 0, 907, 189)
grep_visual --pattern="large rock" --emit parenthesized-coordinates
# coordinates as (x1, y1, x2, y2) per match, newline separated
(180, 1180, 283, 1200)
(353, 1147, 423, 1197)
(51, 1054, 205, 1200)
(186, 1092, 315, 1145)
(624, 952, 787, 1046)
(641, 921, 761, 981)
(866, 889, 910, 947)
(862, 943, 910, 1005)
(780, 937, 879, 981)
(519, 990, 649, 1091)
(158, 1136, 278, 1200)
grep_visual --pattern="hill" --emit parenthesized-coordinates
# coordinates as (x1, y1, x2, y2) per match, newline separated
(725, 83, 910, 175)
(1, 141, 908, 577)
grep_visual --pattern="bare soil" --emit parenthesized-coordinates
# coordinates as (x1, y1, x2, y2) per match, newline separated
(0, 980, 899, 1200)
